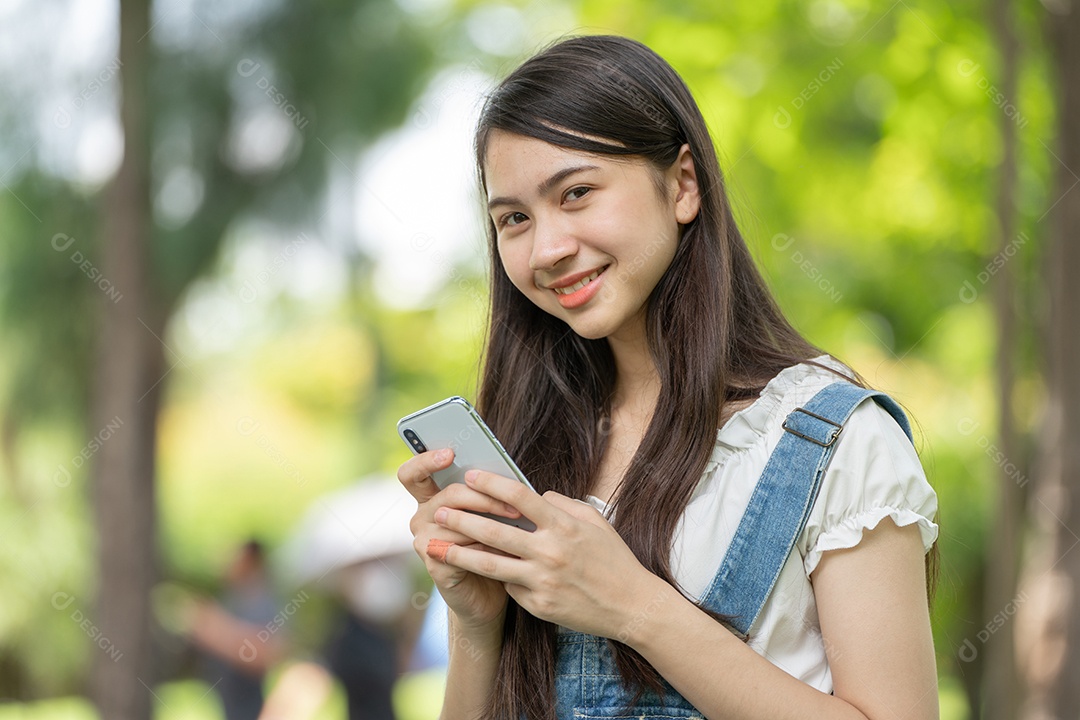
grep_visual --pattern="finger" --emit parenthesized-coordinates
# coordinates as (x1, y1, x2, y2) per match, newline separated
(435, 505, 531, 558)
(397, 449, 455, 502)
(462, 469, 555, 526)
(426, 539, 515, 566)
(441, 542, 528, 585)
(542, 490, 608, 526)
(413, 526, 480, 560)
(432, 482, 522, 520)
(426, 538, 454, 563)
(410, 485, 523, 545)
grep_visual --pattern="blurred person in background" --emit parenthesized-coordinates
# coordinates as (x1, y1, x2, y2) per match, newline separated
(186, 539, 285, 720)
(256, 555, 423, 720)
(256, 477, 431, 719)
(320, 558, 413, 720)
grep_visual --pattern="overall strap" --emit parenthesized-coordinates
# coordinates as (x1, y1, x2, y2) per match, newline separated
(700, 381, 913, 637)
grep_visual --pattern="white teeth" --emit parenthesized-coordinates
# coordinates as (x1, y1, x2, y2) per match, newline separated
(555, 268, 602, 295)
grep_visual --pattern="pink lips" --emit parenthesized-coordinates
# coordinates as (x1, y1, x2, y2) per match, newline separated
(549, 266, 608, 309)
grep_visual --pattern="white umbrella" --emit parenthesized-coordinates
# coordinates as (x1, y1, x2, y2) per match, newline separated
(276, 474, 418, 588)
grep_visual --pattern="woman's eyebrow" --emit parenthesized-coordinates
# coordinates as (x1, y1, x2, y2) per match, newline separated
(487, 164, 601, 212)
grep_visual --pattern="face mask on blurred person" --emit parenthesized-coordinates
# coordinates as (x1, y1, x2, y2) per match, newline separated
(340, 556, 412, 624)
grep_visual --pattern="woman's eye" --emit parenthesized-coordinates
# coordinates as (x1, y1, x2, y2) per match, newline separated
(500, 212, 528, 228)
(565, 186, 590, 202)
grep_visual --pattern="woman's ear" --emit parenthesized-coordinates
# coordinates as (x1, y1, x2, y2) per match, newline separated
(670, 143, 701, 224)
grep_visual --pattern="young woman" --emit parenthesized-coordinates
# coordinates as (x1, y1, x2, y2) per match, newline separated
(397, 34, 939, 720)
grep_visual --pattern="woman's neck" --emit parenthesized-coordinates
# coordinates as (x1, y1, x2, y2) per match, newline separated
(606, 317, 661, 416)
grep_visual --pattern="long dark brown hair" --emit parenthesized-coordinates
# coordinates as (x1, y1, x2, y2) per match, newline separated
(470, 34, 907, 719)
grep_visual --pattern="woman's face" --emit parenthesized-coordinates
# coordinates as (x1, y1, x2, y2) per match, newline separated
(484, 129, 700, 342)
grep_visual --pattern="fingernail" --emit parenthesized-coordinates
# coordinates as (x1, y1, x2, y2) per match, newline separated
(464, 469, 478, 485)
(434, 508, 448, 524)
(435, 449, 450, 463)
(427, 539, 452, 562)
(504, 503, 519, 516)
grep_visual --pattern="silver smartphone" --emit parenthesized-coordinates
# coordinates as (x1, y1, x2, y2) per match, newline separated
(397, 396, 537, 531)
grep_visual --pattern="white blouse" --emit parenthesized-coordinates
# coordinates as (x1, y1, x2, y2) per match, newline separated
(583, 354, 939, 693)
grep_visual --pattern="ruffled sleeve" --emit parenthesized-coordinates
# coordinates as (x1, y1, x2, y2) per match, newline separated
(797, 396, 939, 577)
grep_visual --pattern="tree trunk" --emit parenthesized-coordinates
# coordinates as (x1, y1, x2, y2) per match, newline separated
(1021, 0, 1080, 715)
(88, 0, 162, 718)
(981, 0, 1023, 716)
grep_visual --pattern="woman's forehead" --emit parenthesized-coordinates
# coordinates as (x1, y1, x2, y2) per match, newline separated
(485, 131, 588, 170)
(483, 130, 639, 194)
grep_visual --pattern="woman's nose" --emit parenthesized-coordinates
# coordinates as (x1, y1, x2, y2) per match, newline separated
(529, 217, 578, 271)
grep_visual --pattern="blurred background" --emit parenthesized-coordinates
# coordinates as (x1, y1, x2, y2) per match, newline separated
(1, 0, 1077, 718)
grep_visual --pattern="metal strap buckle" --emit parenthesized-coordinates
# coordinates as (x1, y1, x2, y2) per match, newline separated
(781, 406, 843, 447)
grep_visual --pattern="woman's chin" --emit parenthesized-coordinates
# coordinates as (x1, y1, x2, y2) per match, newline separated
(561, 316, 617, 341)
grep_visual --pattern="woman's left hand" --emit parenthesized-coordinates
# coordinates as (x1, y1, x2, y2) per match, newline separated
(431, 468, 669, 640)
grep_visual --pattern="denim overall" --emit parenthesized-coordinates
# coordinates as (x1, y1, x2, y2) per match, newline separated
(551, 382, 914, 719)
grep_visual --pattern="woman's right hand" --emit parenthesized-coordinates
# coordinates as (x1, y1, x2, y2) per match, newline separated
(398, 448, 519, 632)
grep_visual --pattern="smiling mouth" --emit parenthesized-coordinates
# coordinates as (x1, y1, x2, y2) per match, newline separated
(552, 267, 607, 295)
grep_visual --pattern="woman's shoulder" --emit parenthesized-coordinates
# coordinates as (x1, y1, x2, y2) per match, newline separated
(713, 354, 858, 452)
(710, 355, 938, 552)
(794, 379, 939, 577)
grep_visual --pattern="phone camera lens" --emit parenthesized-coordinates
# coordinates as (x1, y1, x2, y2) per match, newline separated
(404, 428, 427, 453)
